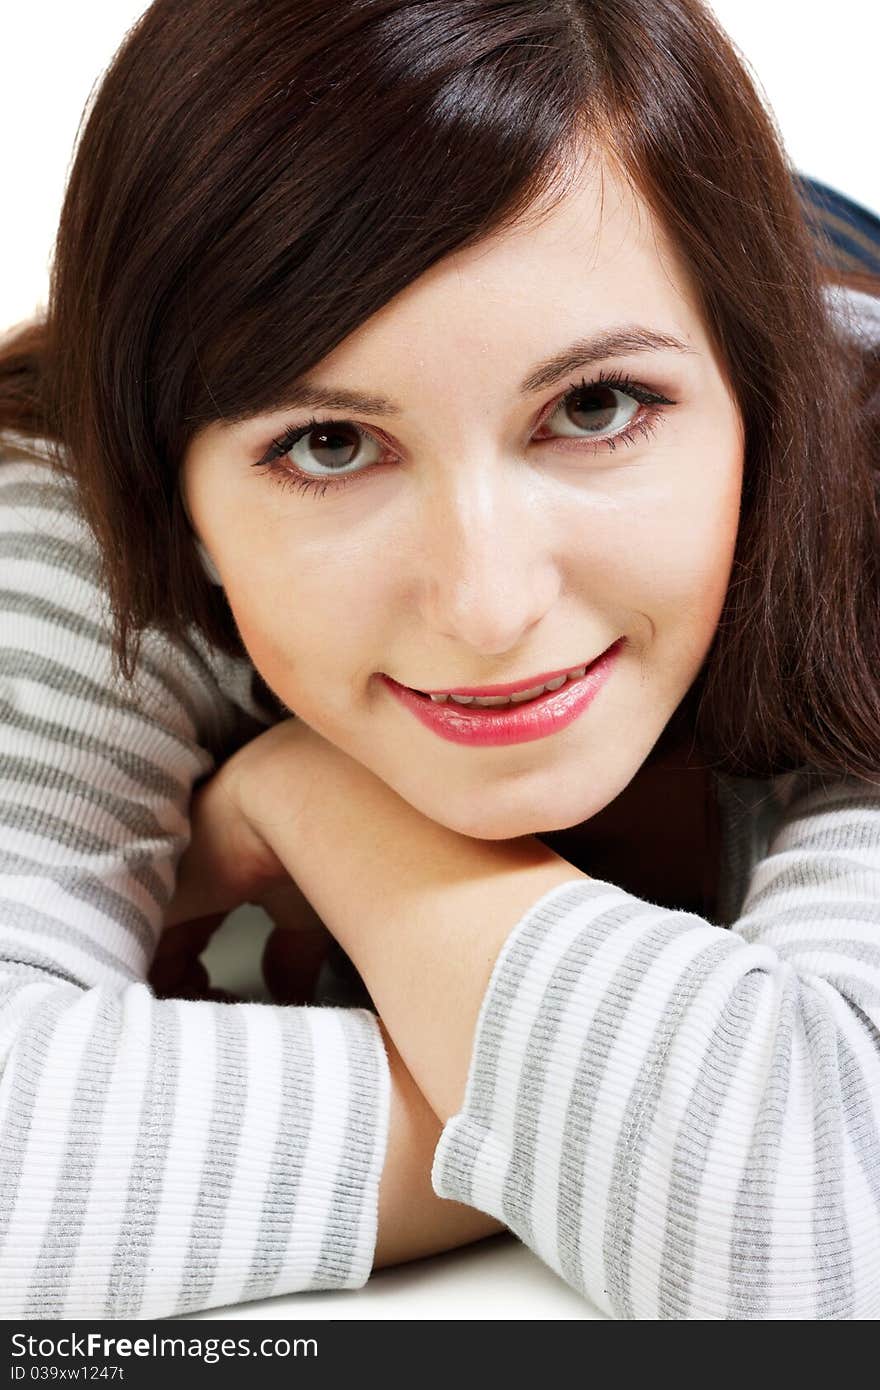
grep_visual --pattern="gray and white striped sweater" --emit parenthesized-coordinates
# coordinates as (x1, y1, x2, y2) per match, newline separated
(0, 448, 388, 1319)
(1, 284, 879, 1320)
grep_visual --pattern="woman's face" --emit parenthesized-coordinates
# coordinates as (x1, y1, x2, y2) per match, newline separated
(182, 155, 744, 839)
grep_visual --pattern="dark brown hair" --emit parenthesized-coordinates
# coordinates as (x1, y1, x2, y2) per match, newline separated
(1, 0, 878, 781)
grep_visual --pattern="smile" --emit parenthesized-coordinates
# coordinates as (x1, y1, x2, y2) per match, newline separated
(380, 638, 625, 747)
(420, 661, 590, 707)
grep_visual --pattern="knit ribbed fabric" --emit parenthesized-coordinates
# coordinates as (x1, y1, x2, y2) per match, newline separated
(431, 770, 880, 1318)
(429, 285, 880, 1319)
(0, 281, 877, 1320)
(0, 453, 390, 1318)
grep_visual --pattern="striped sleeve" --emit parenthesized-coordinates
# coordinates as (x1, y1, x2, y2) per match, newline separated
(0, 454, 391, 1319)
(431, 770, 880, 1319)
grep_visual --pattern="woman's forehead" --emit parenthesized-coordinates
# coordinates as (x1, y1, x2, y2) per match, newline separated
(310, 160, 705, 377)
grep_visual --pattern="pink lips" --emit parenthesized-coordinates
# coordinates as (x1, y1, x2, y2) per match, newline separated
(420, 660, 593, 699)
(381, 637, 624, 747)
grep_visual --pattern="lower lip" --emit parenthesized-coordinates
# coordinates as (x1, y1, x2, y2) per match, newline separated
(380, 637, 625, 747)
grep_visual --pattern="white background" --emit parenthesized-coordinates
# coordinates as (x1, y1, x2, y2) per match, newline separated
(0, 0, 877, 1323)
(1, 2, 878, 333)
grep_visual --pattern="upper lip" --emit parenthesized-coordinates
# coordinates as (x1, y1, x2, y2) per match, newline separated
(410, 645, 611, 697)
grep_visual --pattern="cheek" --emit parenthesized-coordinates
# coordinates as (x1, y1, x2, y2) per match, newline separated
(596, 445, 742, 634)
(650, 448, 743, 643)
(578, 495, 738, 607)
(220, 551, 387, 707)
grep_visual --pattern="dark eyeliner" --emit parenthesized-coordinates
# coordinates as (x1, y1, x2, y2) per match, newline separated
(251, 369, 677, 498)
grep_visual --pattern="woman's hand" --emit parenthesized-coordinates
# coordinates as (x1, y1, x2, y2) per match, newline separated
(149, 723, 335, 1004)
(253, 875, 336, 1006)
(223, 714, 583, 1123)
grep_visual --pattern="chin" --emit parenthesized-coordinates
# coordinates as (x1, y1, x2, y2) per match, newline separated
(418, 803, 519, 841)
(424, 800, 582, 842)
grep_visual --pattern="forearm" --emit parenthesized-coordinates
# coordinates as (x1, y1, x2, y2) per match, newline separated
(250, 741, 587, 1123)
(353, 844, 584, 1124)
(374, 1017, 506, 1268)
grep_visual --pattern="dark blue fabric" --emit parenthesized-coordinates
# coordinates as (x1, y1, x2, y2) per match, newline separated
(794, 174, 880, 276)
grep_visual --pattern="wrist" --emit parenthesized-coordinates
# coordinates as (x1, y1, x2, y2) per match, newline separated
(221, 725, 315, 892)
(373, 1015, 507, 1269)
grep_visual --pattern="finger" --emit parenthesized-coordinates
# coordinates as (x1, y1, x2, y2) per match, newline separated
(149, 913, 227, 995)
(261, 925, 332, 1006)
(199, 986, 245, 1004)
(158, 911, 229, 959)
(255, 878, 327, 935)
(149, 957, 212, 1000)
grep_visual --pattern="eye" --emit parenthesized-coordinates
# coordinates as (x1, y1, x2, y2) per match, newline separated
(252, 369, 676, 500)
(273, 419, 382, 479)
(540, 380, 639, 440)
(531, 372, 670, 447)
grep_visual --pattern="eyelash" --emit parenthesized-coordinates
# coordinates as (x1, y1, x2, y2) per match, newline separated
(251, 369, 676, 500)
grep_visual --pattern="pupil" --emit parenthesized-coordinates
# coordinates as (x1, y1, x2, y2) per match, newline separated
(571, 384, 616, 432)
(311, 424, 358, 468)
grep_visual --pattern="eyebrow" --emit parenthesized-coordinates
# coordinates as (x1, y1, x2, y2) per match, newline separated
(250, 325, 697, 420)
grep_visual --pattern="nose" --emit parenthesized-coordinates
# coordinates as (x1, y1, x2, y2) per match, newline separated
(415, 460, 561, 655)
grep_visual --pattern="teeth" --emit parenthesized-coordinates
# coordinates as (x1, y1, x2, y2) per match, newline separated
(507, 683, 548, 703)
(427, 664, 588, 707)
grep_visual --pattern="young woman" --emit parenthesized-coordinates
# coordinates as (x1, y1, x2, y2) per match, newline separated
(0, 0, 878, 1321)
